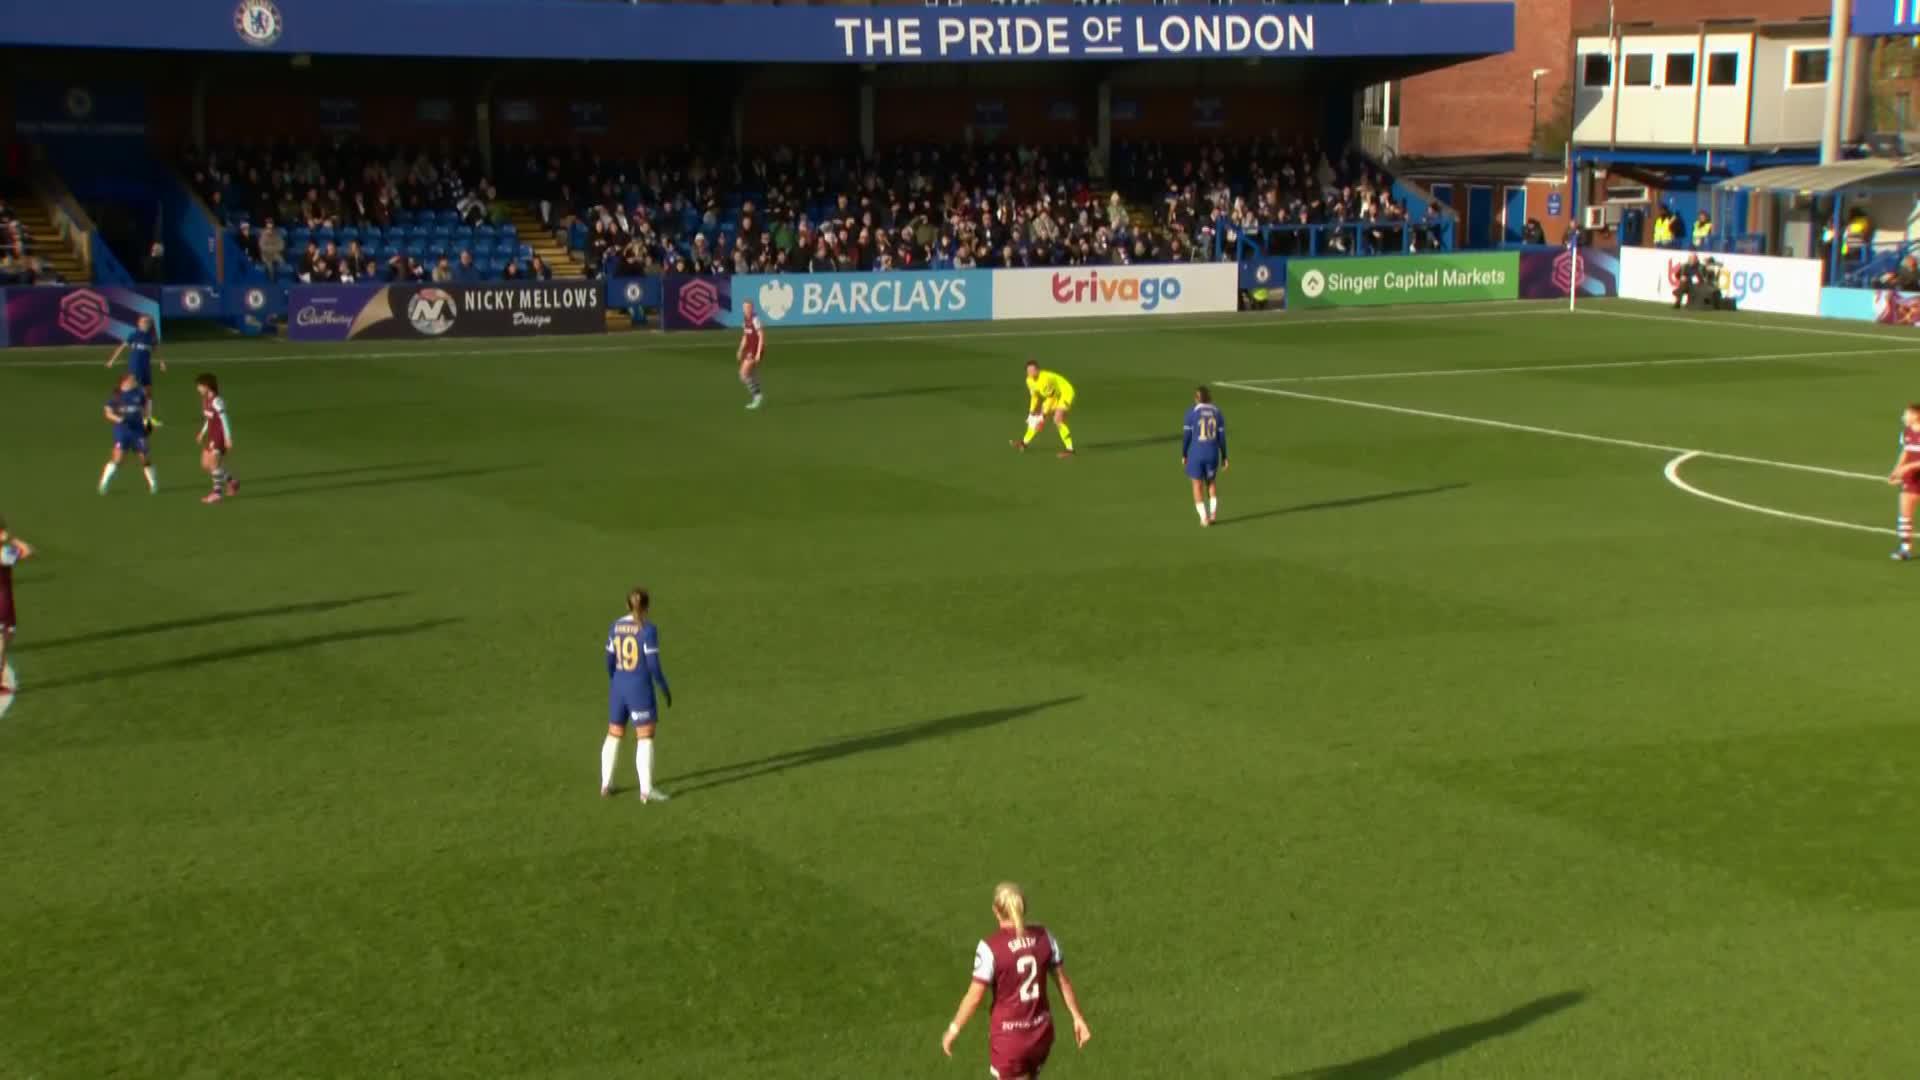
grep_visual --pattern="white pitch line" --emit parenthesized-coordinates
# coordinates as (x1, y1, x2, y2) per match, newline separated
(1214, 380, 1884, 482)
(1582, 306, 1920, 346)
(0, 303, 1567, 369)
(1229, 346, 1909, 385)
(1663, 451, 1889, 536)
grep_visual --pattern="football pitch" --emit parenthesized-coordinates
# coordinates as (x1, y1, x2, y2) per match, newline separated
(4, 298, 1920, 1078)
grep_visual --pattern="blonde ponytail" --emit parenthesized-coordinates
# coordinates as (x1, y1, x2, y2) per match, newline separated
(993, 881, 1027, 937)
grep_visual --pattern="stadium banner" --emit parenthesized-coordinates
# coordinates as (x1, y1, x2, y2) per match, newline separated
(0, 2, 1515, 63)
(607, 276, 664, 311)
(721, 271, 993, 329)
(286, 282, 605, 341)
(1518, 246, 1619, 300)
(1617, 247, 1822, 317)
(1240, 257, 1288, 293)
(1853, 0, 1919, 36)
(993, 264, 1238, 320)
(12, 82, 147, 136)
(1820, 287, 1920, 328)
(1286, 253, 1518, 309)
(661, 275, 733, 332)
(0, 285, 161, 348)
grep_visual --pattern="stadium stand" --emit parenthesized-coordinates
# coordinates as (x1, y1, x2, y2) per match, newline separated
(184, 143, 586, 283)
(503, 139, 1426, 278)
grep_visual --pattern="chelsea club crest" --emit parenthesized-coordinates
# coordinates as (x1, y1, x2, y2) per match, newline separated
(234, 0, 284, 47)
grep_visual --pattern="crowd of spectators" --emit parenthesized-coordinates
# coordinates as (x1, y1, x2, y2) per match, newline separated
(185, 143, 530, 282)
(179, 139, 1443, 284)
(1115, 140, 1437, 259)
(516, 139, 1438, 279)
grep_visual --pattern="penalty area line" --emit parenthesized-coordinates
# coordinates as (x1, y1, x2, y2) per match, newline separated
(1662, 452, 1889, 536)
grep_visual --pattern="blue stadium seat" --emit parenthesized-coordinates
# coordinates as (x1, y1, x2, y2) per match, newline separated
(377, 243, 398, 261)
(568, 221, 588, 251)
(437, 209, 458, 225)
(314, 225, 335, 244)
(498, 223, 519, 242)
(471, 236, 496, 256)
(517, 243, 534, 261)
(290, 228, 310, 250)
(337, 226, 359, 245)
(394, 209, 416, 227)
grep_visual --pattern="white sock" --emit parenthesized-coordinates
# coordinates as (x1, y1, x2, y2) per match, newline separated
(635, 738, 654, 794)
(100, 463, 117, 490)
(1208, 495, 1218, 517)
(600, 735, 619, 791)
(144, 466, 157, 493)
(1194, 502, 1208, 523)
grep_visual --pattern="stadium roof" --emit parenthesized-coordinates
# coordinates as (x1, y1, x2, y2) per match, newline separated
(1717, 158, 1920, 196)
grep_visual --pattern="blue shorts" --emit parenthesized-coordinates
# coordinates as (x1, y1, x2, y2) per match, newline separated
(609, 691, 657, 728)
(115, 431, 149, 454)
(1185, 456, 1219, 481)
(130, 367, 153, 389)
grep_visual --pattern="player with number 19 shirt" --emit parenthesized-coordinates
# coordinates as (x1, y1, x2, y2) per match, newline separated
(942, 882, 1091, 1079)
(738, 300, 765, 410)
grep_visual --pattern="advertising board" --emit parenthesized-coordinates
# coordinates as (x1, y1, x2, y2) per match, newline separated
(1616, 248, 1822, 317)
(286, 282, 605, 341)
(992, 264, 1237, 320)
(1518, 246, 1618, 300)
(1287, 253, 1517, 309)
(1820, 286, 1920, 328)
(721, 271, 993, 328)
(0, 286, 161, 347)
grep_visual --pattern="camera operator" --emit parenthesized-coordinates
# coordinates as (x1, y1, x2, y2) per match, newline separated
(1672, 253, 1703, 308)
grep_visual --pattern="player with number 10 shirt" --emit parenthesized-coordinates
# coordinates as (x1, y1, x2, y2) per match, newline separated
(942, 882, 1091, 1079)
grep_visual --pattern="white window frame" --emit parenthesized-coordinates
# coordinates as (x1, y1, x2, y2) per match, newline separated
(1580, 53, 1613, 89)
(1786, 45, 1829, 89)
(1705, 50, 1741, 87)
(1664, 52, 1695, 87)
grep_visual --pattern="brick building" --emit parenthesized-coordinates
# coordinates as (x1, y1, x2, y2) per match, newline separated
(1381, 0, 1889, 248)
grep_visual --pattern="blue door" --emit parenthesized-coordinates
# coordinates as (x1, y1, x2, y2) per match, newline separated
(1502, 187, 1527, 245)
(1427, 184, 1454, 248)
(1467, 186, 1494, 249)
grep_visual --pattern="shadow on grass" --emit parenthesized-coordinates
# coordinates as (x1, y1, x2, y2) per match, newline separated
(1214, 483, 1469, 528)
(198, 460, 450, 488)
(1280, 991, 1586, 1079)
(244, 464, 534, 500)
(667, 695, 1082, 797)
(807, 384, 981, 404)
(1080, 434, 1181, 453)
(31, 617, 463, 691)
(30, 591, 408, 650)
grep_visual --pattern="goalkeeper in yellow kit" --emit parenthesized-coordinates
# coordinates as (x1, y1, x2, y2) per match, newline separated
(1013, 360, 1076, 458)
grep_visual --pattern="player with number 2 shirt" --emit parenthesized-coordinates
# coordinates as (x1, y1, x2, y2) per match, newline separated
(942, 882, 1091, 1079)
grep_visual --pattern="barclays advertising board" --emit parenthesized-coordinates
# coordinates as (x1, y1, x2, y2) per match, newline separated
(719, 271, 993, 329)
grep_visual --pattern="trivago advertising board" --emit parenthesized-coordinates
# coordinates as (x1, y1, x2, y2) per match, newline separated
(1287, 253, 1517, 308)
(992, 264, 1237, 320)
(719, 271, 992, 328)
(287, 282, 605, 341)
(1617, 248, 1822, 317)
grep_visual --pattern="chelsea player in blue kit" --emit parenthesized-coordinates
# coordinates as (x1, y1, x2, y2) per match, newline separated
(1182, 386, 1228, 527)
(603, 587, 673, 801)
(105, 316, 165, 429)
(100, 374, 158, 495)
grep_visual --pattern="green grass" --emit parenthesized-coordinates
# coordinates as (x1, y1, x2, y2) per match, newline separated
(3, 299, 1919, 1078)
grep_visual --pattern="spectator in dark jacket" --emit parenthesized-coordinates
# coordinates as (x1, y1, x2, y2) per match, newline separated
(527, 255, 554, 281)
(454, 249, 481, 282)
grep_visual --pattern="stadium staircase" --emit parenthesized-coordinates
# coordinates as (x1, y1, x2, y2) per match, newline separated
(6, 187, 92, 284)
(507, 203, 632, 329)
